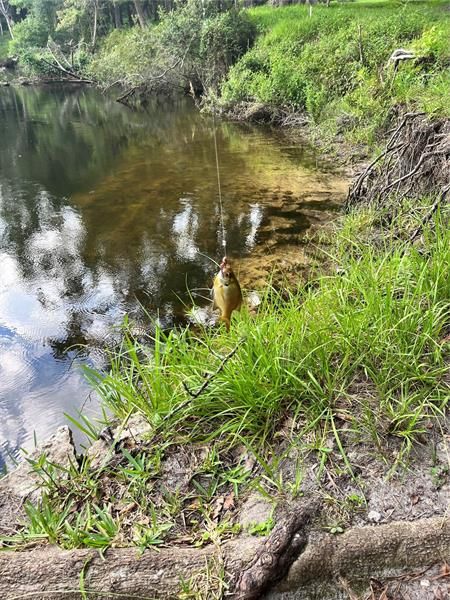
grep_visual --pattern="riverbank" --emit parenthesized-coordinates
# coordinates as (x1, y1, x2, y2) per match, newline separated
(3, 1, 448, 159)
(1, 123, 450, 595)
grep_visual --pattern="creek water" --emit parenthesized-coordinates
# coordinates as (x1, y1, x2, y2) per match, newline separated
(0, 84, 347, 468)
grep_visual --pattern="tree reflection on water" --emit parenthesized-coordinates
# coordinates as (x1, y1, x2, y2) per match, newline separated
(0, 84, 344, 464)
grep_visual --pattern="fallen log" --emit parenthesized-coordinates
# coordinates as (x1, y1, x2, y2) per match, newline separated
(270, 515, 450, 598)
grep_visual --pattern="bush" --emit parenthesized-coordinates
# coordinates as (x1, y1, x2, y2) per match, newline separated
(86, 27, 157, 87)
(87, 1, 256, 92)
(9, 16, 49, 56)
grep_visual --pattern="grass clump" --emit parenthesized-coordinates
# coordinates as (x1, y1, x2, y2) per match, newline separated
(90, 198, 450, 459)
(222, 1, 450, 143)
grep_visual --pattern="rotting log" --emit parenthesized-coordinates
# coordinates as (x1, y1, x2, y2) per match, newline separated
(1, 516, 450, 600)
(1, 538, 257, 600)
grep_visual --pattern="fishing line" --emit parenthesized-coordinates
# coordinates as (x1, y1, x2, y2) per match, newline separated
(212, 109, 227, 256)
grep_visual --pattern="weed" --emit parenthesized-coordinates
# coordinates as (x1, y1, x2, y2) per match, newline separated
(247, 515, 275, 537)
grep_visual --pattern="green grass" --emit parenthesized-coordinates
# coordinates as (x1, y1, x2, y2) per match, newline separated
(222, 0, 450, 143)
(88, 199, 450, 457)
(2, 197, 449, 552)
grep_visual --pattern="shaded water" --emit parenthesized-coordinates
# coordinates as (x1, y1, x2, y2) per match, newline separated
(0, 85, 346, 467)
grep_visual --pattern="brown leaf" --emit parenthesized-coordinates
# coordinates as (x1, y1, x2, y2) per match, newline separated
(336, 412, 353, 423)
(119, 502, 137, 516)
(410, 494, 420, 506)
(186, 499, 201, 511)
(223, 491, 235, 511)
(440, 562, 450, 577)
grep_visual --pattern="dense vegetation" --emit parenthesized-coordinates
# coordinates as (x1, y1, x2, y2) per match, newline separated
(2, 0, 448, 143)
(224, 1, 450, 143)
(0, 0, 257, 92)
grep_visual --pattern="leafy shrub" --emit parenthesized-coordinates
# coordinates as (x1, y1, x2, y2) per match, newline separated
(86, 27, 157, 87)
(87, 0, 256, 92)
(10, 16, 49, 56)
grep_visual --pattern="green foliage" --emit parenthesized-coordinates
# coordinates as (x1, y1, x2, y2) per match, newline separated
(87, 1, 256, 91)
(0, 34, 11, 60)
(86, 26, 157, 86)
(10, 15, 48, 52)
(223, 1, 450, 141)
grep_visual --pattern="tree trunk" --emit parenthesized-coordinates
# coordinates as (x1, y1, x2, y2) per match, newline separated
(113, 1, 122, 28)
(133, 0, 147, 27)
(91, 0, 98, 48)
(149, 0, 157, 21)
(125, 2, 133, 26)
(0, 0, 14, 39)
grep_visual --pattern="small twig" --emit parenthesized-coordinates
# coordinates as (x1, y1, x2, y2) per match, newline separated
(183, 340, 244, 399)
(116, 85, 139, 104)
(338, 577, 360, 600)
(102, 79, 122, 93)
(347, 142, 403, 206)
(158, 338, 245, 428)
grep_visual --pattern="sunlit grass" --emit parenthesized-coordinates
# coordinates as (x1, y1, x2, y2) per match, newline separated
(86, 201, 450, 458)
(223, 0, 450, 143)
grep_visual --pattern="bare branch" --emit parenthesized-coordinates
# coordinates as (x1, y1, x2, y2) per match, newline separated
(182, 339, 244, 400)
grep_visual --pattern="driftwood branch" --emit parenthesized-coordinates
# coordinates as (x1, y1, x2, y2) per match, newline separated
(116, 85, 140, 104)
(388, 48, 416, 67)
(39, 54, 92, 84)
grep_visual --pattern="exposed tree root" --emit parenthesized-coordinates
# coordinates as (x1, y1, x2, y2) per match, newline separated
(1, 514, 449, 599)
(346, 113, 450, 210)
(234, 500, 319, 599)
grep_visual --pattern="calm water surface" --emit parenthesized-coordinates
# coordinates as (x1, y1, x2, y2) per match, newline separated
(0, 85, 346, 467)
